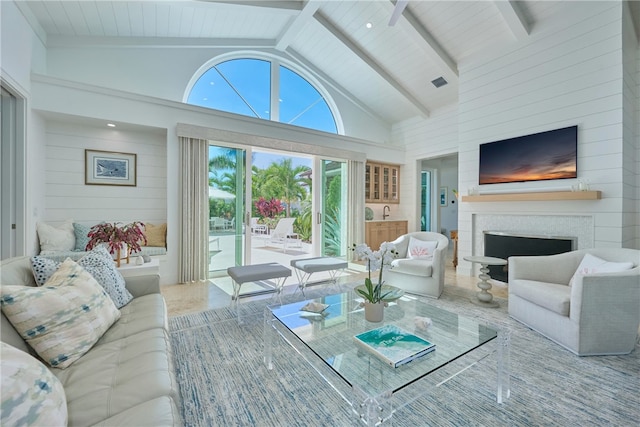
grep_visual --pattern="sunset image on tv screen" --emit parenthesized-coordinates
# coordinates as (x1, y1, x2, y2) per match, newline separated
(479, 126, 577, 185)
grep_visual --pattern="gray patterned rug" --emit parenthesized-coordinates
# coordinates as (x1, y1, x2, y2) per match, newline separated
(169, 284, 640, 426)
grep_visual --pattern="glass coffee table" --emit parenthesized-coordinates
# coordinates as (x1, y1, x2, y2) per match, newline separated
(264, 292, 510, 425)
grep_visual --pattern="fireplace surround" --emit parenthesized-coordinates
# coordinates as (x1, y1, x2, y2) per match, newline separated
(483, 231, 576, 282)
(471, 214, 593, 282)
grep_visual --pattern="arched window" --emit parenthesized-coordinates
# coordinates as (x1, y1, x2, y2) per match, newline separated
(186, 56, 339, 134)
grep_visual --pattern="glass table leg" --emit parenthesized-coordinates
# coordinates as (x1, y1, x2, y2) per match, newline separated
(496, 327, 511, 403)
(263, 307, 275, 370)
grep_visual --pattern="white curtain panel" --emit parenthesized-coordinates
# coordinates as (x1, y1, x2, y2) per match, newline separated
(179, 137, 209, 283)
(347, 160, 365, 261)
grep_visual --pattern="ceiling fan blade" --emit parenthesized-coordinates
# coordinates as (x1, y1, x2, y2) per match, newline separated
(388, 0, 409, 26)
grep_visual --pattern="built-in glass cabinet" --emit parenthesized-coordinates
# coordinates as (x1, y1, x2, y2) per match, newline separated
(365, 162, 399, 203)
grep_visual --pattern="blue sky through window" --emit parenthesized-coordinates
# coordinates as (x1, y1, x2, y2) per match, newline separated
(279, 66, 337, 133)
(188, 59, 270, 119)
(188, 58, 337, 134)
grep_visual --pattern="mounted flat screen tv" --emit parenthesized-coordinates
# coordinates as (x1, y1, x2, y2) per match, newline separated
(479, 125, 577, 185)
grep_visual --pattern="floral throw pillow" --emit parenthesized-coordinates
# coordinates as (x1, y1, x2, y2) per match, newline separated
(407, 237, 438, 260)
(1, 342, 68, 426)
(1, 259, 121, 369)
(568, 253, 634, 286)
(31, 246, 133, 308)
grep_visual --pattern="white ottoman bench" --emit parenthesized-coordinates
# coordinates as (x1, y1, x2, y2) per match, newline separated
(290, 257, 348, 295)
(227, 262, 291, 322)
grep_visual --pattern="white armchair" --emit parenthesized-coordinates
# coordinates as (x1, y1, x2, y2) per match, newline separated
(508, 248, 640, 356)
(383, 232, 449, 298)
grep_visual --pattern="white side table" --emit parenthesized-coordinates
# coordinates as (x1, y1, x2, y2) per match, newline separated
(464, 255, 507, 308)
(117, 258, 160, 278)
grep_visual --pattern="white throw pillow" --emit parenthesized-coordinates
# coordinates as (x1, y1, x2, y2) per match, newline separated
(407, 237, 438, 260)
(1, 342, 68, 426)
(0, 258, 121, 369)
(569, 253, 634, 286)
(37, 220, 75, 254)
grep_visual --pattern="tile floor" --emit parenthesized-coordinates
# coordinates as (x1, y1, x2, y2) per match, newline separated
(161, 254, 509, 317)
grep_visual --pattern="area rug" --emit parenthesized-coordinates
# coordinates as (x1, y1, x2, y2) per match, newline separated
(169, 284, 640, 426)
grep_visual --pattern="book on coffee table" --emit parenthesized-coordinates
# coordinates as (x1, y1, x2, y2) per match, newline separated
(353, 324, 436, 368)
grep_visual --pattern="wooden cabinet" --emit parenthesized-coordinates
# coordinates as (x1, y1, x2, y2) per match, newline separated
(365, 220, 408, 250)
(365, 162, 400, 203)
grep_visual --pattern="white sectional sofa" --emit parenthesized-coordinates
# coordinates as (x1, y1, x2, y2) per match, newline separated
(0, 256, 181, 426)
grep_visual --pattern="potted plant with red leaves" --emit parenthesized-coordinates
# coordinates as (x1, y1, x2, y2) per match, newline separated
(86, 221, 146, 267)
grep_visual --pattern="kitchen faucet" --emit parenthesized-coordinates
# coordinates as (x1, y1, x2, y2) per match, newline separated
(383, 205, 390, 220)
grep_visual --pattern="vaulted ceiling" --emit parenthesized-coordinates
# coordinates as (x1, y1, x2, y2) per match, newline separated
(15, 1, 640, 127)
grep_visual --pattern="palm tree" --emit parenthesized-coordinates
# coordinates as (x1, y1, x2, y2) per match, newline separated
(210, 171, 237, 194)
(209, 147, 238, 171)
(263, 158, 311, 217)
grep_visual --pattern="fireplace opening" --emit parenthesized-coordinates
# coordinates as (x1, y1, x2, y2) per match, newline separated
(483, 231, 576, 283)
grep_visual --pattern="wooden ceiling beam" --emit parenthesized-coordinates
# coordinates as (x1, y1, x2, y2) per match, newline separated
(46, 35, 275, 49)
(285, 48, 390, 124)
(494, 0, 530, 40)
(275, 0, 322, 51)
(198, 1, 302, 13)
(314, 11, 430, 118)
(391, 1, 458, 79)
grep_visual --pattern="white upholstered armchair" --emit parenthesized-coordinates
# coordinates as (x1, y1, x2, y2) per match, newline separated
(383, 232, 449, 298)
(508, 248, 640, 356)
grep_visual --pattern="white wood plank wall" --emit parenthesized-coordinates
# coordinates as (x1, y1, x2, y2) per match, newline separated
(622, 1, 640, 250)
(394, 2, 639, 275)
(457, 2, 629, 257)
(392, 104, 459, 231)
(43, 121, 168, 227)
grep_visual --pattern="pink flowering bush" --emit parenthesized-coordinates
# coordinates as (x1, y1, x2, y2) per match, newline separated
(254, 197, 284, 219)
(86, 221, 146, 255)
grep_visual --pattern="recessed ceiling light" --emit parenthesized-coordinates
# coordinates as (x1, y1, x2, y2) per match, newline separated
(107, 123, 116, 127)
(366, 22, 373, 29)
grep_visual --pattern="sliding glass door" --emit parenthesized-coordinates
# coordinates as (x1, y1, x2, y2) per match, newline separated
(208, 145, 246, 275)
(208, 145, 349, 277)
(318, 159, 347, 257)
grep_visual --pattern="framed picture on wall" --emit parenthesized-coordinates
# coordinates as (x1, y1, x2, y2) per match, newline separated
(85, 149, 137, 186)
(439, 187, 448, 207)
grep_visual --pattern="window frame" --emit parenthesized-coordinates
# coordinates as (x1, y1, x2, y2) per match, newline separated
(184, 51, 343, 135)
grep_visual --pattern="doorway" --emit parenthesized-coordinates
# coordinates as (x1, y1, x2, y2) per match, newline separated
(418, 154, 458, 237)
(1, 83, 26, 259)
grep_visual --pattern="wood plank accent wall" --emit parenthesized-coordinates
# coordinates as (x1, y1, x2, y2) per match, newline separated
(44, 121, 168, 226)
(621, 3, 640, 250)
(395, 2, 639, 269)
(456, 2, 629, 250)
